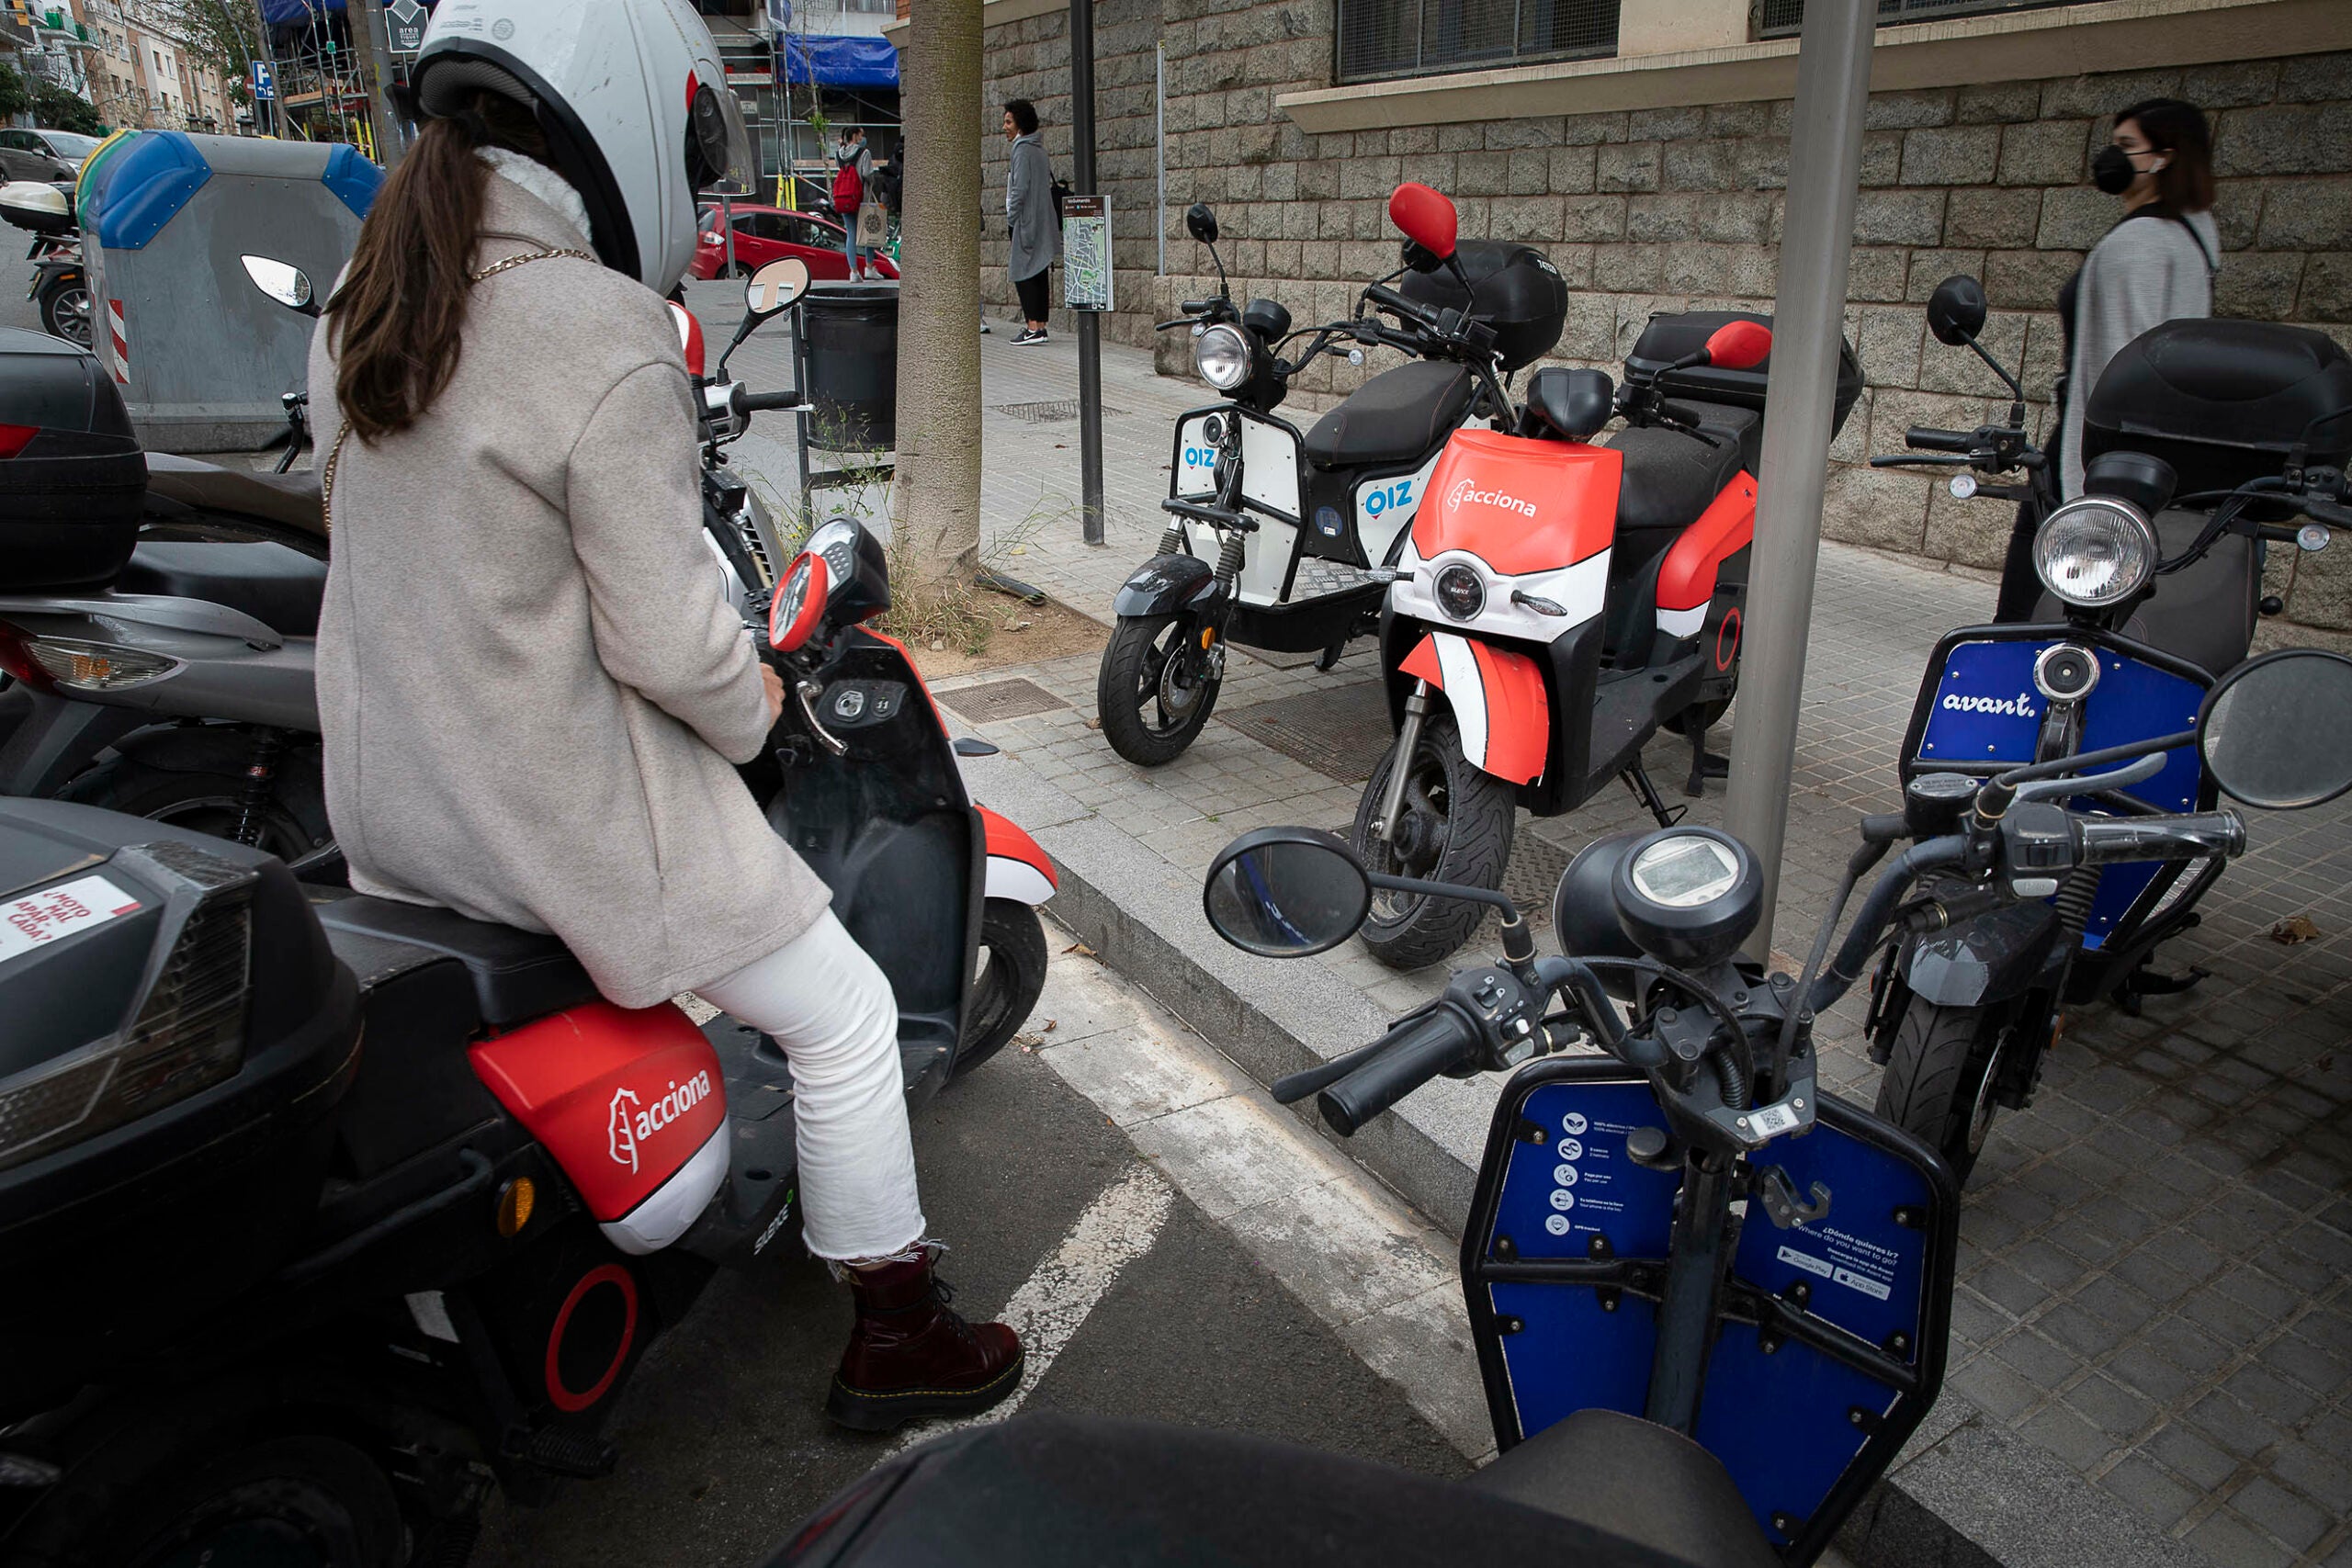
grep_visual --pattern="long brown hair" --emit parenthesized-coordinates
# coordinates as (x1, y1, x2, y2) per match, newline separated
(328, 91, 549, 442)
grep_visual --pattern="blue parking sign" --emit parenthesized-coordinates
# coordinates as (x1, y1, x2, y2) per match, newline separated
(251, 60, 275, 100)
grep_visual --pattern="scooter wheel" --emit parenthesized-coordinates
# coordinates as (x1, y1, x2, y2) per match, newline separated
(15, 1433, 404, 1568)
(1096, 611, 1222, 765)
(1874, 997, 2002, 1185)
(954, 897, 1050, 1080)
(38, 277, 93, 350)
(1349, 715, 1516, 972)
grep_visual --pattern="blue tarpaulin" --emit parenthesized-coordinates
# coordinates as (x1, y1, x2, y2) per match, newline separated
(260, 0, 345, 20)
(782, 34, 898, 88)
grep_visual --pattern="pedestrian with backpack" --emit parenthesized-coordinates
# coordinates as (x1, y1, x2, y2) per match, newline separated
(833, 126, 876, 281)
(1002, 98, 1058, 344)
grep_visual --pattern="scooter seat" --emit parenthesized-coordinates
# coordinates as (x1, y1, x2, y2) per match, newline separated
(116, 540, 326, 637)
(1466, 1409, 1780, 1568)
(1607, 405, 1755, 541)
(144, 453, 327, 539)
(314, 893, 601, 1030)
(1301, 361, 1475, 469)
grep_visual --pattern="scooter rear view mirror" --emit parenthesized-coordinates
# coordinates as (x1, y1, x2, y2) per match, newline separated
(1702, 319, 1772, 371)
(1926, 275, 1988, 346)
(1202, 827, 1372, 958)
(242, 254, 317, 318)
(1185, 203, 1219, 244)
(2198, 648, 2352, 810)
(745, 256, 810, 320)
(1387, 182, 1457, 262)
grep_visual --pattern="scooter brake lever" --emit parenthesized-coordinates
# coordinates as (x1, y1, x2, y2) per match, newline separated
(796, 680, 850, 756)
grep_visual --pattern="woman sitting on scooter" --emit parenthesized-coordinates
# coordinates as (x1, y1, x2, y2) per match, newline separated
(307, 0, 1022, 1430)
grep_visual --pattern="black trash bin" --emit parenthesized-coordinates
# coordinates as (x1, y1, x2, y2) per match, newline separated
(802, 285, 899, 453)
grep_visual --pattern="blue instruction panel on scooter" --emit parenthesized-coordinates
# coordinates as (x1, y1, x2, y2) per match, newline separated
(1467, 1060, 1957, 1562)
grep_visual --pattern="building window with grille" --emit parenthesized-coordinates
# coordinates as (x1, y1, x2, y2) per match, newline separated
(1336, 0, 1619, 83)
(1757, 0, 2067, 36)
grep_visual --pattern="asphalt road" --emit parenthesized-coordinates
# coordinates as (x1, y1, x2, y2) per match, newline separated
(2, 273, 45, 335)
(471, 941, 1473, 1568)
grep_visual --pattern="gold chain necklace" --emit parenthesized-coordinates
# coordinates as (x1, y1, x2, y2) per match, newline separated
(320, 247, 598, 532)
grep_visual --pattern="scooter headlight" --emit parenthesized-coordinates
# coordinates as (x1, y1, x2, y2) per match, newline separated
(2033, 497, 2157, 609)
(1194, 323, 1252, 391)
(1434, 563, 1485, 621)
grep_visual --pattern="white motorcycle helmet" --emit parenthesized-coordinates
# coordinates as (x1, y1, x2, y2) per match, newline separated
(408, 0, 753, 293)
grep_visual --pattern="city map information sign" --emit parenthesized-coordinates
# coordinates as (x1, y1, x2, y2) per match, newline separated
(1061, 195, 1111, 313)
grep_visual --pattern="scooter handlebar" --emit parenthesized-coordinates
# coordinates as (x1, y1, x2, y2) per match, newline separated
(1317, 1008, 1481, 1137)
(1363, 283, 1441, 333)
(1905, 426, 1975, 453)
(2075, 811, 2245, 866)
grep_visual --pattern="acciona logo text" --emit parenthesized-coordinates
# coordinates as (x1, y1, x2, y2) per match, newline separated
(605, 1071, 716, 1171)
(1448, 478, 1537, 518)
(1941, 689, 2039, 717)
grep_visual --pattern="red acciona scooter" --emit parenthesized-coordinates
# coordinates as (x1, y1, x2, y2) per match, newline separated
(1348, 184, 1857, 970)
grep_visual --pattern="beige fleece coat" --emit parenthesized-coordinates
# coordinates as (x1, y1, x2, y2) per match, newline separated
(310, 175, 831, 1008)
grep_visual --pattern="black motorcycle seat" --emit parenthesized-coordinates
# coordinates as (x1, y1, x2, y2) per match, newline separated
(1301, 361, 1475, 469)
(1468, 1409, 1779, 1568)
(314, 893, 601, 1030)
(2028, 507, 2259, 677)
(144, 453, 327, 539)
(1607, 405, 1756, 541)
(115, 540, 327, 637)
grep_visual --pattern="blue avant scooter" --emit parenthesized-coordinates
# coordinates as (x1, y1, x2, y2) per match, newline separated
(1861, 276, 2349, 1179)
(767, 647, 2352, 1567)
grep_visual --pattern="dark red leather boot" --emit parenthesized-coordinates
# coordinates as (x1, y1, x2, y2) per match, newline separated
(825, 1248, 1024, 1431)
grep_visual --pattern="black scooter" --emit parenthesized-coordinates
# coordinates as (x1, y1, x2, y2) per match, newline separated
(771, 646, 2348, 1567)
(1861, 276, 2347, 1178)
(0, 512, 1057, 1564)
(0, 180, 88, 350)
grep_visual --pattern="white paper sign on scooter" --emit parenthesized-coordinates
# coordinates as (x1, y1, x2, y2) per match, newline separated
(0, 875, 144, 963)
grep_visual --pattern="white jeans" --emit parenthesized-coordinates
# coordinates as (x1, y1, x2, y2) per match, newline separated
(697, 911, 927, 1262)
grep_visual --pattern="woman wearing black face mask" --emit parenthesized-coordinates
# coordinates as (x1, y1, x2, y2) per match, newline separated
(1995, 97, 2220, 620)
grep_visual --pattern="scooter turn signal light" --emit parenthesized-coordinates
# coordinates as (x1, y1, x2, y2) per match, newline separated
(496, 1177, 537, 1238)
(1201, 626, 1216, 649)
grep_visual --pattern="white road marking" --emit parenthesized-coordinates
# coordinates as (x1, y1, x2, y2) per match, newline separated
(1030, 942, 1495, 1461)
(886, 1161, 1174, 1454)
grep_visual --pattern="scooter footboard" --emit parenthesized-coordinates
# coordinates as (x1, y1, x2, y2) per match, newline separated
(1464, 1057, 1959, 1565)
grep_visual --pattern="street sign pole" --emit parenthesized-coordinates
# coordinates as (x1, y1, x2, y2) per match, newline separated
(1069, 0, 1104, 546)
(355, 0, 405, 169)
(1723, 0, 1874, 958)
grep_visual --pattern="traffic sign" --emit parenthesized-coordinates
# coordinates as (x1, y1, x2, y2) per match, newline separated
(389, 0, 426, 52)
(250, 59, 275, 100)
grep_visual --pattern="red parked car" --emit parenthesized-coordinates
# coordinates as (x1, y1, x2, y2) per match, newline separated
(690, 203, 899, 282)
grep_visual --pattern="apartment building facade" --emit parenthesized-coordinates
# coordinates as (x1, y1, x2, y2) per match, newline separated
(971, 0, 2352, 633)
(74, 0, 234, 131)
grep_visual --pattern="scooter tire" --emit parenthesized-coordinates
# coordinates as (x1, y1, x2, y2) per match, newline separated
(1097, 611, 1221, 766)
(14, 1433, 404, 1568)
(1349, 715, 1516, 972)
(59, 752, 329, 863)
(1874, 997, 2001, 1185)
(38, 276, 93, 350)
(954, 897, 1048, 1080)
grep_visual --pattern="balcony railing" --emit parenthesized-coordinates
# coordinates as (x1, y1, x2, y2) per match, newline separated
(1336, 0, 1620, 85)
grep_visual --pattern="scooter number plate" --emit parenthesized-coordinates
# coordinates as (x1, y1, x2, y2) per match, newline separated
(0, 874, 143, 963)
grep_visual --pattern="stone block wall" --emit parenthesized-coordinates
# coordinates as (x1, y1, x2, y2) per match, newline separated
(978, 11, 2352, 637)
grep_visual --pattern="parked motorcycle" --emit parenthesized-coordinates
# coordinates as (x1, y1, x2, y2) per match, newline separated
(1349, 183, 1860, 970)
(0, 474, 1058, 1566)
(1861, 275, 2348, 1178)
(772, 646, 2349, 1568)
(0, 180, 90, 350)
(1095, 197, 1566, 764)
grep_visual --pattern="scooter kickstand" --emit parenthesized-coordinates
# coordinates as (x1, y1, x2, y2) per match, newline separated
(1622, 762, 1686, 829)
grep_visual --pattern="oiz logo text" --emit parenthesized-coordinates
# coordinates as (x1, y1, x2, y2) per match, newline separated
(1362, 479, 1417, 518)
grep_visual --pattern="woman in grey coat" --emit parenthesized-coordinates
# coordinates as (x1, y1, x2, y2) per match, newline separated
(311, 16, 1021, 1431)
(1996, 98, 2220, 618)
(1003, 97, 1057, 344)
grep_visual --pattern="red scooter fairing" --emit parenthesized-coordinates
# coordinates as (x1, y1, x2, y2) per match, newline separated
(1411, 428, 1619, 584)
(1398, 633, 1550, 785)
(979, 806, 1058, 906)
(470, 1003, 729, 1256)
(1655, 470, 1757, 649)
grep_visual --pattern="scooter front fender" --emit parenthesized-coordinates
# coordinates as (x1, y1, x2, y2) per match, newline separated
(1398, 630, 1550, 785)
(1897, 899, 2061, 1008)
(978, 806, 1057, 906)
(1113, 552, 1219, 620)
